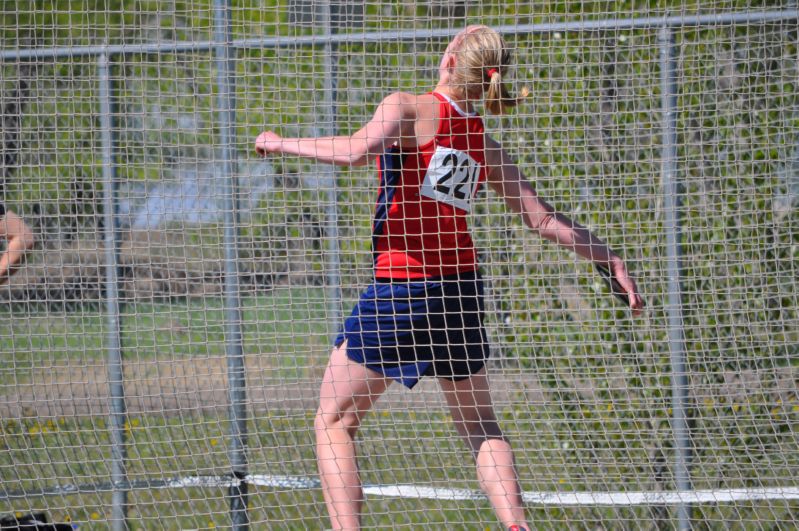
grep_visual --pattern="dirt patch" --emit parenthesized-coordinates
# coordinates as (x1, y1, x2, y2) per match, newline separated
(3, 353, 796, 422)
(0, 357, 547, 420)
(0, 230, 318, 305)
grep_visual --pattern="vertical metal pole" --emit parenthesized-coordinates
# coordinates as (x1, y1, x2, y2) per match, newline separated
(213, 1, 248, 529)
(659, 25, 691, 531)
(99, 52, 128, 531)
(318, 0, 343, 336)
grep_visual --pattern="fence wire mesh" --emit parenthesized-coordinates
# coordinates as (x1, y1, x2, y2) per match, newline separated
(0, 1, 797, 529)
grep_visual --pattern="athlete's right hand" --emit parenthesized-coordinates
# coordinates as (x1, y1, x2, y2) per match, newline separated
(255, 131, 282, 157)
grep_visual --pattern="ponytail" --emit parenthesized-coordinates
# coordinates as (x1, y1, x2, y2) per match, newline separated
(484, 68, 528, 115)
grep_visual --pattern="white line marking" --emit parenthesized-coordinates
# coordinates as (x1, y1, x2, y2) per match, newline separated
(8, 474, 798, 507)
(246, 475, 799, 506)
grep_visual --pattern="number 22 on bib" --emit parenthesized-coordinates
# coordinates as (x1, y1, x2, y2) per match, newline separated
(420, 146, 482, 212)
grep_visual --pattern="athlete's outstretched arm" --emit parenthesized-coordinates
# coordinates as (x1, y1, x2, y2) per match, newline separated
(255, 92, 415, 166)
(484, 135, 644, 313)
(0, 209, 34, 283)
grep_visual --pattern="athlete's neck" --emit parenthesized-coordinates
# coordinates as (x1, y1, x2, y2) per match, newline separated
(432, 85, 476, 114)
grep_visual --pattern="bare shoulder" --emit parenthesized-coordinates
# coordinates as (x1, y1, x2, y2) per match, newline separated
(378, 91, 422, 119)
(413, 92, 441, 118)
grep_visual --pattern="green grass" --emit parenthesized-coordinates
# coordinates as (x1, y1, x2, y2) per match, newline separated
(0, 410, 500, 528)
(3, 409, 799, 529)
(1, 284, 799, 528)
(0, 286, 333, 385)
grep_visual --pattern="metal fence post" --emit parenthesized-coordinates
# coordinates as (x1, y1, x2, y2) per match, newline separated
(318, 0, 343, 336)
(213, 0, 249, 529)
(659, 25, 691, 531)
(99, 52, 128, 531)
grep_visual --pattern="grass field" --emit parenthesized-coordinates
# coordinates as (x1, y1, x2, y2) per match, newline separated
(0, 287, 332, 385)
(1, 285, 798, 529)
(3, 410, 798, 529)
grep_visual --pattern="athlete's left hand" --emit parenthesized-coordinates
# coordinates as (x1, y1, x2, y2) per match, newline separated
(608, 258, 645, 316)
(255, 131, 283, 157)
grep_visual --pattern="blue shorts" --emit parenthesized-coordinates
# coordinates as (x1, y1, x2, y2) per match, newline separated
(334, 270, 490, 389)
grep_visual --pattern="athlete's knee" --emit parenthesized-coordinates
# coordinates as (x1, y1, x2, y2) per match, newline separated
(315, 406, 361, 438)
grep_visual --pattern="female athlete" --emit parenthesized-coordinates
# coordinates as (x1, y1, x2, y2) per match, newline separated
(256, 25, 644, 531)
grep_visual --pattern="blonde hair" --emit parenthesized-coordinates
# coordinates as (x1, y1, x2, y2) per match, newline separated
(448, 26, 528, 115)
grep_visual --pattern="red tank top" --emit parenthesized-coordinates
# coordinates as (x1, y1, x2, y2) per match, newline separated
(372, 92, 487, 279)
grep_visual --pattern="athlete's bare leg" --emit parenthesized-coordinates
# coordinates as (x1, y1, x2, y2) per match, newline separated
(439, 368, 529, 529)
(315, 342, 392, 531)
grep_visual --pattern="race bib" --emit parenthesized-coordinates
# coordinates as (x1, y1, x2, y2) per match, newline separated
(420, 146, 481, 212)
